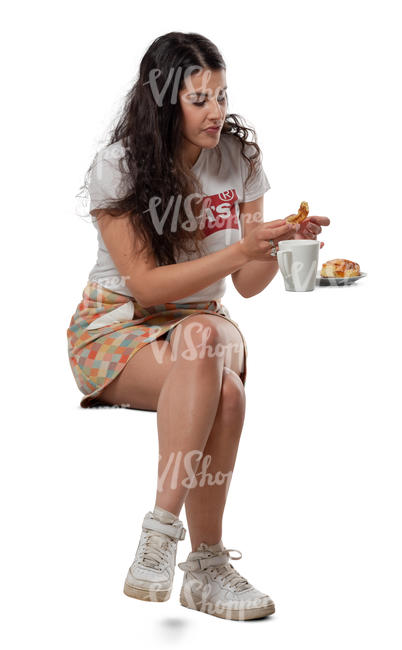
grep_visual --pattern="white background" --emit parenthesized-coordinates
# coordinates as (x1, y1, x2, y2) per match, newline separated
(2, 0, 401, 648)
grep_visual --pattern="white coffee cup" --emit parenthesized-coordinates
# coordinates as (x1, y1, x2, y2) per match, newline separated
(277, 240, 320, 292)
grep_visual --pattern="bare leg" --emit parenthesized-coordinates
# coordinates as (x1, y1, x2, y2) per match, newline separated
(154, 316, 245, 519)
(184, 368, 246, 550)
(154, 333, 225, 516)
(100, 313, 246, 534)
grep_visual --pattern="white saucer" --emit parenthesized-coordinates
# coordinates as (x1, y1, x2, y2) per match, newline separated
(316, 272, 367, 286)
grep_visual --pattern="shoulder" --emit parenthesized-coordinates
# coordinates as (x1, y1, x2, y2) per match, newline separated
(218, 133, 261, 164)
(92, 139, 128, 172)
(218, 133, 241, 158)
(88, 139, 131, 210)
(214, 134, 244, 174)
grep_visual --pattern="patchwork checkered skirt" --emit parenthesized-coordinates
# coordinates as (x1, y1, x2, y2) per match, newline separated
(66, 281, 248, 408)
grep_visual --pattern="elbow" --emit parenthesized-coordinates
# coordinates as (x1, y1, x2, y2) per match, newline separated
(126, 285, 152, 308)
(125, 275, 157, 308)
(135, 292, 153, 308)
(234, 284, 253, 299)
(237, 285, 257, 298)
(133, 288, 172, 308)
(236, 289, 252, 299)
(127, 272, 161, 308)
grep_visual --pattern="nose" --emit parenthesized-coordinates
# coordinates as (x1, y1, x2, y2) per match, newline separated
(207, 96, 225, 121)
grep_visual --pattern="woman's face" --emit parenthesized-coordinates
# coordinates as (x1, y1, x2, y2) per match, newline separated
(179, 68, 227, 154)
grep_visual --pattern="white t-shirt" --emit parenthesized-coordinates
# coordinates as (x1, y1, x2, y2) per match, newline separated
(86, 133, 271, 302)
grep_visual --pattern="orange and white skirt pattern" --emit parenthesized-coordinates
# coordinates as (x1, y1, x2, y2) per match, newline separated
(66, 281, 248, 408)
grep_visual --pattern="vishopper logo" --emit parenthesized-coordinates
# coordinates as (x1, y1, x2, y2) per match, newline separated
(143, 65, 222, 107)
(181, 579, 268, 621)
(150, 320, 243, 367)
(143, 189, 240, 240)
(143, 192, 203, 235)
(83, 275, 131, 309)
(94, 275, 131, 291)
(280, 259, 318, 291)
(89, 403, 132, 409)
(91, 143, 128, 184)
(200, 189, 239, 239)
(157, 450, 233, 495)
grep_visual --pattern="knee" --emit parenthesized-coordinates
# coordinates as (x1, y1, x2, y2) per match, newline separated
(173, 317, 223, 363)
(218, 367, 246, 424)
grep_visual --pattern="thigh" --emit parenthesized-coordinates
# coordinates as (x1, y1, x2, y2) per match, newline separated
(99, 338, 174, 411)
(168, 313, 245, 378)
(99, 313, 245, 411)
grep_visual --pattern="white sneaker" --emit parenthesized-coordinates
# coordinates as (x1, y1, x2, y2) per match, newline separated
(178, 540, 275, 620)
(123, 508, 186, 602)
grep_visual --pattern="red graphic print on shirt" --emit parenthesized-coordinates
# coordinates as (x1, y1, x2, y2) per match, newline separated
(200, 189, 239, 237)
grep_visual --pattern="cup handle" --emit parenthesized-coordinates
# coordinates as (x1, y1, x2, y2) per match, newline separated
(277, 250, 292, 279)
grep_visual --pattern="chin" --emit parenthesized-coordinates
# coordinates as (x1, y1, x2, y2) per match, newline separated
(201, 134, 220, 146)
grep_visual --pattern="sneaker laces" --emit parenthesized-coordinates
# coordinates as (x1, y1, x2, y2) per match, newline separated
(203, 546, 251, 592)
(140, 532, 171, 569)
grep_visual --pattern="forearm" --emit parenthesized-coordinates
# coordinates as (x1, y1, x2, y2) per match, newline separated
(140, 241, 249, 306)
(233, 257, 280, 298)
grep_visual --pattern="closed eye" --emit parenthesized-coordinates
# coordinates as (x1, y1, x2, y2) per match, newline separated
(193, 95, 227, 107)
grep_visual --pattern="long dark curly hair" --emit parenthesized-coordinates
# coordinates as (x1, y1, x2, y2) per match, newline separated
(79, 31, 263, 267)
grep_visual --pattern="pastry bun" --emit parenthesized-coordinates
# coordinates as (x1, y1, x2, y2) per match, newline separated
(320, 259, 360, 278)
(287, 201, 309, 224)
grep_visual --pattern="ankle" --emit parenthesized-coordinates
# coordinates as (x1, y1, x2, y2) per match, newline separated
(153, 504, 180, 524)
(191, 538, 223, 552)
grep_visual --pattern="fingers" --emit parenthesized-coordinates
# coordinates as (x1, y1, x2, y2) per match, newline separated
(264, 221, 297, 239)
(309, 216, 331, 226)
(268, 219, 290, 227)
(305, 223, 321, 236)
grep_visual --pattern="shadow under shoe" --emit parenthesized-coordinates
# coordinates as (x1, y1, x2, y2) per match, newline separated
(178, 540, 275, 620)
(123, 510, 186, 602)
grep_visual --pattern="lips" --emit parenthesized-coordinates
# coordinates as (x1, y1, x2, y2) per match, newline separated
(204, 126, 221, 132)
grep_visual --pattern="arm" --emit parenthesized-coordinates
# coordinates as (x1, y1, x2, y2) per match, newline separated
(231, 196, 280, 298)
(143, 242, 249, 306)
(93, 209, 250, 307)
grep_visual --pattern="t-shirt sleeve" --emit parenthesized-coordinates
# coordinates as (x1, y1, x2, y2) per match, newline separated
(239, 142, 271, 203)
(88, 143, 130, 214)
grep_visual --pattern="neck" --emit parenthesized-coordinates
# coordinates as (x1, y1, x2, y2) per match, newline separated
(180, 137, 202, 169)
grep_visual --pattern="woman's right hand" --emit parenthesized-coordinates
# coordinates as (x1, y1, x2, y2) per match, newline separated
(240, 218, 300, 262)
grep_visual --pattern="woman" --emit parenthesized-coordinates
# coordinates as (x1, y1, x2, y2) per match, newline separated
(67, 31, 329, 621)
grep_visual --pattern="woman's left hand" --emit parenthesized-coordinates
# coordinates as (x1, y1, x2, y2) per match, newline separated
(292, 216, 331, 249)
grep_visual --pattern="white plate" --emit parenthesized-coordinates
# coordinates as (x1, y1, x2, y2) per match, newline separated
(316, 272, 367, 286)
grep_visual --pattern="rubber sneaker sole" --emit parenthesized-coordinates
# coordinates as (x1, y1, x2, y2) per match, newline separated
(179, 589, 275, 620)
(123, 581, 171, 602)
